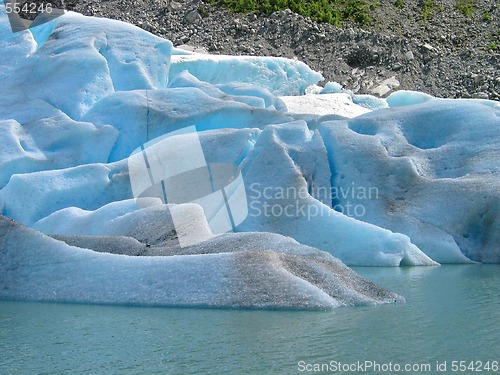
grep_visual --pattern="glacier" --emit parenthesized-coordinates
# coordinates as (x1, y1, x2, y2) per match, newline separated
(0, 6, 499, 309)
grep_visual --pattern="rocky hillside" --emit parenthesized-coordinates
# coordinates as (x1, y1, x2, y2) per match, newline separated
(69, 0, 499, 99)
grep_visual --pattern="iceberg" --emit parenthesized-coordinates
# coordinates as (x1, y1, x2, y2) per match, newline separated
(169, 70, 288, 112)
(37, 201, 215, 247)
(0, 163, 129, 226)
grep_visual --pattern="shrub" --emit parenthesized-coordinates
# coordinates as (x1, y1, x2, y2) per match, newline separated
(394, 0, 405, 10)
(419, 0, 434, 21)
(207, 0, 375, 26)
(456, 0, 474, 17)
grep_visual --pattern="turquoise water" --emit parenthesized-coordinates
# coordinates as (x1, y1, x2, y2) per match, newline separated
(1, 265, 499, 374)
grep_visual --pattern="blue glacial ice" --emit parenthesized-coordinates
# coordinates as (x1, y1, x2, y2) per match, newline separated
(0, 102, 118, 188)
(318, 99, 500, 263)
(81, 87, 291, 161)
(169, 53, 324, 96)
(0, 7, 499, 308)
(1, 11, 172, 120)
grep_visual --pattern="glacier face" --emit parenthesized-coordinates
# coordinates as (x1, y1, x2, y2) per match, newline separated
(0, 6, 499, 308)
(318, 100, 500, 263)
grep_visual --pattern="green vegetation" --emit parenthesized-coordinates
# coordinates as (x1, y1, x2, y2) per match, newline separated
(487, 31, 499, 51)
(207, 0, 375, 26)
(482, 11, 490, 21)
(394, 0, 405, 10)
(419, 0, 434, 21)
(456, 0, 474, 17)
(199, 6, 209, 17)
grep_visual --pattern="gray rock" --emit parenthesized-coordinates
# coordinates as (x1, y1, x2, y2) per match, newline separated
(168, 1, 183, 11)
(176, 44, 209, 53)
(404, 51, 415, 61)
(471, 92, 489, 99)
(422, 43, 434, 51)
(370, 76, 400, 97)
(185, 9, 201, 24)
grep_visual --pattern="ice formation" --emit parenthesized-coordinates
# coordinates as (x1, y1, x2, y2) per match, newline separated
(279, 93, 371, 118)
(318, 100, 500, 263)
(0, 6, 499, 308)
(169, 53, 324, 96)
(0, 215, 404, 309)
